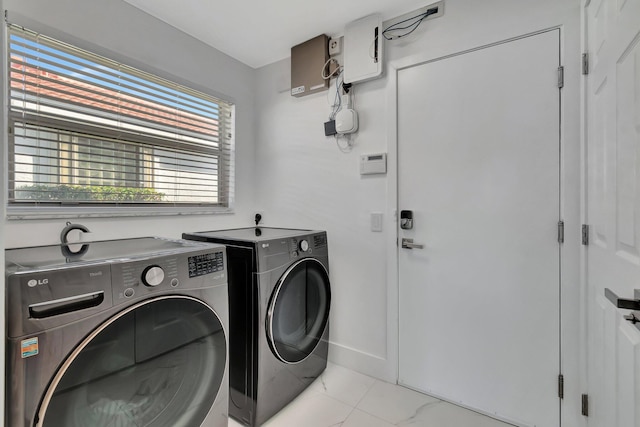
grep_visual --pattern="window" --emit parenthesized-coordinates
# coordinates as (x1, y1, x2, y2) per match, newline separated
(7, 24, 235, 214)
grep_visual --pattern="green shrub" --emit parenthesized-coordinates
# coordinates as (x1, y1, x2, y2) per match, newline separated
(16, 184, 165, 202)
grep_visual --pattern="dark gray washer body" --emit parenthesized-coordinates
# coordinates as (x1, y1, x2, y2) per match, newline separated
(5, 237, 230, 427)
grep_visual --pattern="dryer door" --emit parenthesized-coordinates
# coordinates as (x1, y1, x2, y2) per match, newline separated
(36, 296, 226, 427)
(267, 258, 331, 364)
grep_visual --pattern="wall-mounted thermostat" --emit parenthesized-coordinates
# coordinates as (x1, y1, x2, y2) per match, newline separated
(360, 153, 387, 175)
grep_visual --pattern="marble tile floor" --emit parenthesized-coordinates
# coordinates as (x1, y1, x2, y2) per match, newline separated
(228, 363, 515, 427)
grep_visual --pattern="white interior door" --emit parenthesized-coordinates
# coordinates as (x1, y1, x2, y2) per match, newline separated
(585, 0, 640, 425)
(398, 30, 561, 427)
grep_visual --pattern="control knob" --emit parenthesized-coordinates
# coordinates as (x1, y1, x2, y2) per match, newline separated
(299, 239, 309, 252)
(142, 265, 165, 287)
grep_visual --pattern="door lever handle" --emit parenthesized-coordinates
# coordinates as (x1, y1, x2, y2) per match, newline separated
(401, 238, 424, 250)
(605, 288, 640, 311)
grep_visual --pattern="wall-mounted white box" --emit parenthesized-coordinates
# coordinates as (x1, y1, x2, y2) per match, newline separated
(360, 153, 387, 175)
(344, 14, 383, 84)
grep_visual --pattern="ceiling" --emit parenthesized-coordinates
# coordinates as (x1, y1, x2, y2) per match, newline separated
(122, 0, 430, 69)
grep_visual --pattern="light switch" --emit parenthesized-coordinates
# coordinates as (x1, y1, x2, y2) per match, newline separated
(371, 212, 383, 232)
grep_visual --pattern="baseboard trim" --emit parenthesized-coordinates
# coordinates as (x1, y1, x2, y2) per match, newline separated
(327, 341, 395, 383)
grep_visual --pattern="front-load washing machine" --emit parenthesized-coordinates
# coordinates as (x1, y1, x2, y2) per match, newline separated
(182, 227, 331, 426)
(5, 237, 229, 427)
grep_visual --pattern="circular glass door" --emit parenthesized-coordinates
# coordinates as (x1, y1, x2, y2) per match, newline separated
(38, 296, 226, 427)
(267, 258, 331, 364)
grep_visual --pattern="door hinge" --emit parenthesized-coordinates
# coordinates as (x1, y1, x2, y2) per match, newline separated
(557, 221, 565, 244)
(558, 374, 564, 399)
(582, 53, 589, 75)
(557, 66, 565, 88)
(582, 393, 589, 416)
(582, 224, 590, 245)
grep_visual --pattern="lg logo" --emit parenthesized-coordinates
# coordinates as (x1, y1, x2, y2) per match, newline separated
(27, 279, 48, 288)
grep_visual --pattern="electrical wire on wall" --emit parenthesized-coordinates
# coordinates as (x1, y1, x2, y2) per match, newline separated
(327, 71, 355, 153)
(321, 58, 341, 80)
(321, 56, 357, 152)
(382, 6, 439, 40)
(327, 70, 343, 121)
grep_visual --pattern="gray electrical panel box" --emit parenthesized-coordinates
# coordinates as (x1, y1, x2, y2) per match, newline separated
(291, 34, 329, 97)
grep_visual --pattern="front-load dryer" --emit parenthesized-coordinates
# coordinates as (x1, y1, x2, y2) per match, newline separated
(5, 237, 229, 427)
(182, 228, 331, 426)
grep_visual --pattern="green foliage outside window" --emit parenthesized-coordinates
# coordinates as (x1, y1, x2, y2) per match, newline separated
(16, 185, 165, 202)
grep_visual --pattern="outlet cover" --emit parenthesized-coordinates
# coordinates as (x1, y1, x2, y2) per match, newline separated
(328, 36, 342, 56)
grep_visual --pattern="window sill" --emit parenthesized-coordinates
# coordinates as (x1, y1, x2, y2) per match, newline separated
(6, 206, 234, 220)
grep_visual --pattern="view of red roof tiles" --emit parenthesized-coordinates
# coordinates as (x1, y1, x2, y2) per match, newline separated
(10, 56, 219, 138)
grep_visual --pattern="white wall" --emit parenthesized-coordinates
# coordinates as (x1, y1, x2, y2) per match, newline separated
(255, 1, 583, 426)
(255, 61, 392, 368)
(2, 0, 258, 247)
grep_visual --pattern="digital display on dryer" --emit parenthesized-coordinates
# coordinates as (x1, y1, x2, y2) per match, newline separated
(188, 252, 224, 277)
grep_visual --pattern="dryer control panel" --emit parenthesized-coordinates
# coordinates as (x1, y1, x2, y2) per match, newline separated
(288, 238, 311, 258)
(287, 232, 328, 259)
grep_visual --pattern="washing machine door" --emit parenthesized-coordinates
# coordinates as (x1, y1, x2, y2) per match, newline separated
(267, 258, 331, 364)
(36, 296, 226, 427)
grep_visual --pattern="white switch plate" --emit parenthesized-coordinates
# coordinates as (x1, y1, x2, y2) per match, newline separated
(371, 212, 383, 232)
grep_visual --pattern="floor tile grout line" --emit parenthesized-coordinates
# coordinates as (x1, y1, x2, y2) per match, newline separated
(352, 379, 449, 426)
(349, 407, 399, 427)
(306, 371, 379, 427)
(352, 377, 381, 410)
(340, 405, 359, 426)
(314, 365, 378, 409)
(340, 375, 376, 426)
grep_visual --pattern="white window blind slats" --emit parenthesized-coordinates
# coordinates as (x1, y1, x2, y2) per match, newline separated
(9, 57, 225, 145)
(9, 35, 224, 133)
(10, 122, 231, 205)
(7, 24, 234, 208)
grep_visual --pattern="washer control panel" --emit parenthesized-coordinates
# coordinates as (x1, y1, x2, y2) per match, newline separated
(111, 248, 226, 304)
(188, 252, 224, 277)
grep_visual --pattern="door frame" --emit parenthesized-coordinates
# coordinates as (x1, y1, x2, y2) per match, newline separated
(578, 3, 590, 427)
(385, 27, 583, 427)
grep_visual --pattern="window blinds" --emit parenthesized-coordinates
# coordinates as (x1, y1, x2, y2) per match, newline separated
(7, 24, 235, 207)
